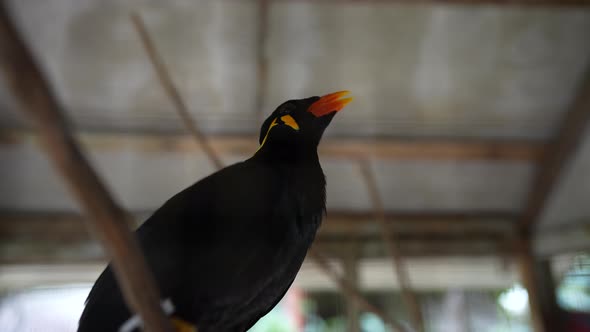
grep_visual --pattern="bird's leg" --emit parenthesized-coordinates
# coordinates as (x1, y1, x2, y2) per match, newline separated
(118, 298, 197, 332)
(171, 317, 198, 332)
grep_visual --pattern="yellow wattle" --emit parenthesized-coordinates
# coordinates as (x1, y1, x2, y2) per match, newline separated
(280, 115, 299, 130)
(255, 118, 278, 153)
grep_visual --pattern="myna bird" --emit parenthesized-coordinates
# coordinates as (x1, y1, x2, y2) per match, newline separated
(77, 91, 353, 332)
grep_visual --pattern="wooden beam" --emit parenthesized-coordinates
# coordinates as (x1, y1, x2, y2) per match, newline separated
(0, 236, 506, 265)
(0, 212, 509, 263)
(322, 211, 516, 235)
(0, 5, 172, 332)
(0, 211, 507, 242)
(359, 161, 424, 332)
(520, 68, 590, 233)
(2, 130, 544, 161)
(321, 138, 542, 161)
(326, 234, 509, 260)
(0, 211, 517, 238)
(534, 222, 590, 256)
(319, 233, 505, 244)
(269, 0, 590, 5)
(516, 239, 547, 332)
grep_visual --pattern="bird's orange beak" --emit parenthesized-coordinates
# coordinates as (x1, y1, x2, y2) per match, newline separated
(308, 91, 353, 117)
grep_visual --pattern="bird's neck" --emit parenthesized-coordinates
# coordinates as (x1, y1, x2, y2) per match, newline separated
(253, 140, 320, 166)
(252, 141, 327, 218)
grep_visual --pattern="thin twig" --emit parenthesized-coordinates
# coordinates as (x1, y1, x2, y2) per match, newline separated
(359, 160, 424, 332)
(130, 13, 224, 170)
(0, 5, 172, 332)
(308, 247, 408, 332)
(255, 0, 269, 122)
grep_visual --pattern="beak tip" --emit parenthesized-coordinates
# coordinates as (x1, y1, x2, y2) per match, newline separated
(308, 90, 353, 117)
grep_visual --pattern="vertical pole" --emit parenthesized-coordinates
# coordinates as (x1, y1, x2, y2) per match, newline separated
(534, 259, 563, 331)
(516, 237, 547, 332)
(441, 289, 468, 332)
(344, 243, 361, 332)
(359, 160, 424, 332)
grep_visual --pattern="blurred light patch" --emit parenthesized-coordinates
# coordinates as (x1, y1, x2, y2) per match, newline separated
(0, 285, 92, 332)
(498, 284, 529, 316)
(0, 285, 302, 332)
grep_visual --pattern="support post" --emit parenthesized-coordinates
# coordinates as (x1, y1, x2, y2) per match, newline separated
(359, 161, 424, 332)
(516, 237, 546, 332)
(343, 243, 361, 332)
(535, 259, 563, 331)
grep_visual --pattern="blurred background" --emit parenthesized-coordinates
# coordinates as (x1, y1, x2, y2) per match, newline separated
(1, 0, 590, 331)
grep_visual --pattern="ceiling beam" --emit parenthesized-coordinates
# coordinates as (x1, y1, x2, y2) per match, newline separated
(269, 0, 590, 5)
(0, 211, 513, 264)
(318, 238, 505, 258)
(0, 211, 517, 239)
(0, 233, 506, 265)
(519, 68, 590, 233)
(534, 222, 590, 257)
(1, 130, 544, 162)
(323, 211, 516, 234)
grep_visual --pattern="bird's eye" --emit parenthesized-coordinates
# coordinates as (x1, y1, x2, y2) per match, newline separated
(278, 102, 295, 115)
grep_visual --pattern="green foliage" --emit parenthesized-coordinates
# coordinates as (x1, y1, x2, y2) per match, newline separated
(557, 254, 590, 312)
(249, 306, 296, 332)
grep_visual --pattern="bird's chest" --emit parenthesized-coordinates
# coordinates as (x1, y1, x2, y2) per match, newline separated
(262, 181, 322, 273)
(264, 177, 323, 249)
(243, 191, 321, 315)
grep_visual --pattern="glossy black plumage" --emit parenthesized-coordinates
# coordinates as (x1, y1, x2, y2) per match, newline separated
(78, 95, 345, 332)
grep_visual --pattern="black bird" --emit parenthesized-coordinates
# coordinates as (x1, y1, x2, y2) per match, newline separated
(78, 91, 353, 332)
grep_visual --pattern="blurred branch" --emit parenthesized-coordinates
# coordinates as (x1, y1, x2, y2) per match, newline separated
(255, 0, 269, 121)
(359, 160, 424, 332)
(130, 12, 224, 170)
(308, 247, 408, 332)
(0, 4, 172, 332)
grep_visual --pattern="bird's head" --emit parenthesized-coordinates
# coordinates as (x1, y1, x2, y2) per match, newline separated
(256, 91, 353, 155)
